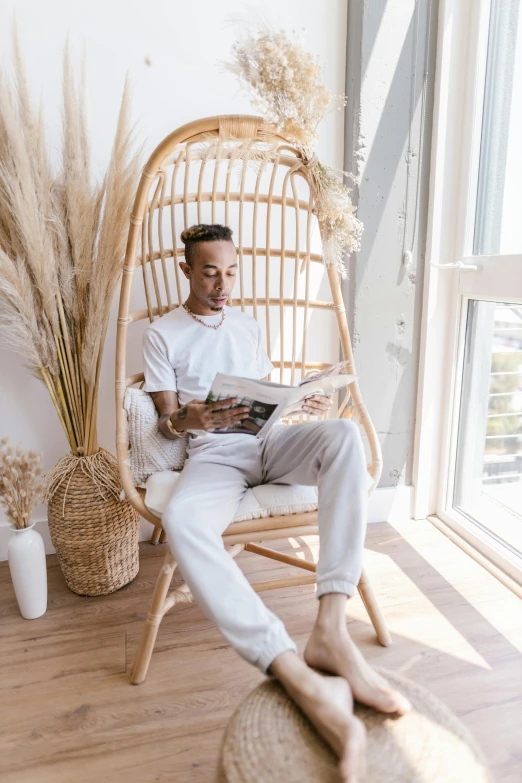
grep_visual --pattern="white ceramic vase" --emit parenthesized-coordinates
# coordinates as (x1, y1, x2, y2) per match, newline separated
(7, 523, 47, 619)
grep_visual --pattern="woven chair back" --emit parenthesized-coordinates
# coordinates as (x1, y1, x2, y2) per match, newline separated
(116, 115, 382, 521)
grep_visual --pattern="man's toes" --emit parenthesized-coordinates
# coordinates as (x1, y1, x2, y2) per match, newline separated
(381, 688, 411, 715)
(340, 717, 366, 783)
(372, 674, 411, 714)
(375, 691, 400, 713)
(339, 749, 355, 783)
(392, 691, 411, 715)
(361, 686, 403, 714)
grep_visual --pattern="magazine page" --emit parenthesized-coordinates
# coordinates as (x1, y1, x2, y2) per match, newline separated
(298, 360, 353, 387)
(205, 368, 356, 437)
(206, 374, 294, 436)
(279, 372, 356, 418)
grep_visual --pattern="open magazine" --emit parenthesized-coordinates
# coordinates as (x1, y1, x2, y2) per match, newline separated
(205, 361, 356, 437)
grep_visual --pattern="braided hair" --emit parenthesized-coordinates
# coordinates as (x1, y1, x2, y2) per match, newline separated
(180, 224, 234, 265)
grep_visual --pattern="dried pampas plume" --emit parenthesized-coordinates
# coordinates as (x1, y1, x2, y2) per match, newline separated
(0, 31, 141, 456)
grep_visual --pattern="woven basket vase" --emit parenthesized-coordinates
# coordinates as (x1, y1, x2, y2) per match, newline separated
(47, 449, 140, 596)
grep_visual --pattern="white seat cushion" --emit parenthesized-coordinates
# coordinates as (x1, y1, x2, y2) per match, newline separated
(144, 470, 319, 522)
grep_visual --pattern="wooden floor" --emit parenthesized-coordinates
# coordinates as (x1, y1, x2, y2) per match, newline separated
(1, 518, 521, 783)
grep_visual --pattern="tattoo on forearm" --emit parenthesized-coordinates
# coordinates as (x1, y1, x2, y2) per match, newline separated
(177, 406, 188, 420)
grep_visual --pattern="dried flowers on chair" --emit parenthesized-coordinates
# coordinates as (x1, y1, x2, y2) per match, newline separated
(224, 25, 363, 277)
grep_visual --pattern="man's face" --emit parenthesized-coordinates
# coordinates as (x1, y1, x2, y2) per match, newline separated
(180, 240, 237, 312)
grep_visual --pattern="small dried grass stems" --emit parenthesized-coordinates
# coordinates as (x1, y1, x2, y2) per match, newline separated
(224, 24, 363, 277)
(0, 437, 42, 529)
(0, 35, 141, 456)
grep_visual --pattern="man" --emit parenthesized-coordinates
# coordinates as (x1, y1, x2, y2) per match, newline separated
(143, 224, 409, 783)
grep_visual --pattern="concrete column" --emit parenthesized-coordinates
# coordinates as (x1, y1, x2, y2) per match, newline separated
(343, 0, 439, 487)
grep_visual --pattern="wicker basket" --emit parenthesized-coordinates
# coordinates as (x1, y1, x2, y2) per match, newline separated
(46, 448, 140, 596)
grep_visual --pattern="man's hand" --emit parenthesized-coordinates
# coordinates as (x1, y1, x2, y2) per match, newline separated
(171, 398, 251, 432)
(301, 394, 333, 416)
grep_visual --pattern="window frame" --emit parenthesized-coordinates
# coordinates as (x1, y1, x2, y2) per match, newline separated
(413, 0, 522, 583)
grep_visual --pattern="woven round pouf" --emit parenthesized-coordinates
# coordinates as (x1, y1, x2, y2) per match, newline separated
(217, 668, 492, 783)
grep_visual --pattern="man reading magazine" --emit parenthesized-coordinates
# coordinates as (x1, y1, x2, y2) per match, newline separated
(143, 224, 409, 783)
(206, 361, 356, 436)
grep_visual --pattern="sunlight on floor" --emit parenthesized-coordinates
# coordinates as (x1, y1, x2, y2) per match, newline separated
(384, 519, 522, 654)
(362, 546, 492, 669)
(291, 528, 493, 668)
(291, 516, 522, 668)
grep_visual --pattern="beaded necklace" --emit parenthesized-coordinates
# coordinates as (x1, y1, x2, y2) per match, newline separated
(182, 301, 226, 330)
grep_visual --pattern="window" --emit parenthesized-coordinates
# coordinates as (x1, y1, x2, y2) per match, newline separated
(454, 301, 522, 557)
(474, 0, 522, 256)
(414, 0, 522, 582)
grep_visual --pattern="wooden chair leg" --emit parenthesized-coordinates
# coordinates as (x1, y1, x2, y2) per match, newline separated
(357, 568, 392, 647)
(130, 548, 177, 684)
(150, 525, 162, 545)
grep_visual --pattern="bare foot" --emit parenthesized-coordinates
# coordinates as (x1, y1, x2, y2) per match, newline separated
(304, 625, 410, 715)
(285, 673, 366, 783)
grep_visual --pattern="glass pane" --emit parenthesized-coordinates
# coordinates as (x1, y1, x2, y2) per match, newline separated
(454, 300, 522, 556)
(474, 0, 522, 255)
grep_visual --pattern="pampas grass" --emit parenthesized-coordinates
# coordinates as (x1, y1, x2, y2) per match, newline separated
(0, 35, 141, 456)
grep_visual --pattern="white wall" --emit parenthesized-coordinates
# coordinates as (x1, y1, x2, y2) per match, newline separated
(0, 0, 348, 547)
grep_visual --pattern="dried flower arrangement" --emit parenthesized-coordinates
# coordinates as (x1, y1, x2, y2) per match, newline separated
(0, 37, 141, 461)
(0, 36, 141, 595)
(0, 437, 42, 530)
(224, 25, 363, 276)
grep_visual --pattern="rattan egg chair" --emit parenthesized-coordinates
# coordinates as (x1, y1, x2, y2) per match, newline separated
(116, 115, 391, 685)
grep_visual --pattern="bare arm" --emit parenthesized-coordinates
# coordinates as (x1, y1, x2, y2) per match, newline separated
(150, 390, 181, 440)
(150, 390, 250, 439)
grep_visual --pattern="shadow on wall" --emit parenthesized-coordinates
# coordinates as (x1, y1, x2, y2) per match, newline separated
(381, 341, 412, 487)
(345, 0, 437, 488)
(351, 2, 432, 274)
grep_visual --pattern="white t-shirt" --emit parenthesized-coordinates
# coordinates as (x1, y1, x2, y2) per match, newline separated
(142, 306, 274, 450)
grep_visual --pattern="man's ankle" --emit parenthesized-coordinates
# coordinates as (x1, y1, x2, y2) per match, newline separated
(314, 593, 349, 634)
(269, 652, 322, 699)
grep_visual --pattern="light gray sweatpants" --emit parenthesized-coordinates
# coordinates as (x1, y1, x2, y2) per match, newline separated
(161, 419, 368, 673)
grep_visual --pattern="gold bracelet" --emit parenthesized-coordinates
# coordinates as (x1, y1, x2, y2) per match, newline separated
(165, 414, 186, 439)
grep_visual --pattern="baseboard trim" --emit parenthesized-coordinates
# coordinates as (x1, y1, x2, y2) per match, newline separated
(428, 514, 522, 599)
(0, 485, 413, 561)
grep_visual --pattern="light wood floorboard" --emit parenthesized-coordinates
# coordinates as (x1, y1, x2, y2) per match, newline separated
(1, 518, 521, 782)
